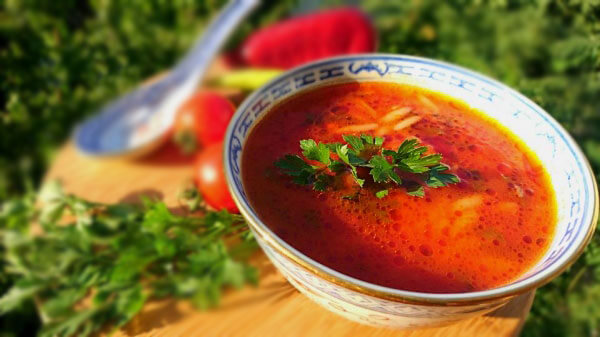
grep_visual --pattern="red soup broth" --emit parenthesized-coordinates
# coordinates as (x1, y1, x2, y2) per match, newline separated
(242, 82, 556, 293)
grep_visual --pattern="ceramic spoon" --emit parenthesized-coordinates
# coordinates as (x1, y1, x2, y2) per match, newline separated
(75, 0, 260, 157)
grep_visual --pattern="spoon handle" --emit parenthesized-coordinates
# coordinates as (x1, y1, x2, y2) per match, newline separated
(172, 0, 260, 84)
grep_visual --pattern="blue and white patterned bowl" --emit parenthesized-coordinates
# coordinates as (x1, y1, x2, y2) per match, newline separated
(223, 54, 598, 328)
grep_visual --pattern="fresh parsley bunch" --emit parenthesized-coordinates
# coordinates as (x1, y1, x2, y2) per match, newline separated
(275, 135, 459, 198)
(0, 182, 257, 337)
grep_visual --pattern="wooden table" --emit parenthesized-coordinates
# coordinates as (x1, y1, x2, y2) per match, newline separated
(45, 141, 535, 337)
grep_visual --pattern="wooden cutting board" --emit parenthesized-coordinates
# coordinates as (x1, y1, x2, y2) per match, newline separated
(45, 140, 535, 337)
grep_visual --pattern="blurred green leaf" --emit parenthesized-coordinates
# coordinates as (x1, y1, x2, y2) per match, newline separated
(0, 183, 257, 336)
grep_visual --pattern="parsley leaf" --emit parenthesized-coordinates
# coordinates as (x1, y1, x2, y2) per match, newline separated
(314, 174, 332, 191)
(352, 173, 366, 188)
(342, 135, 365, 151)
(407, 185, 425, 197)
(336, 144, 364, 187)
(361, 134, 374, 145)
(328, 160, 346, 173)
(375, 190, 389, 199)
(348, 152, 367, 166)
(300, 139, 331, 165)
(343, 134, 384, 152)
(398, 154, 442, 173)
(426, 164, 460, 187)
(335, 144, 351, 164)
(274, 155, 316, 185)
(369, 155, 402, 184)
(386, 139, 442, 173)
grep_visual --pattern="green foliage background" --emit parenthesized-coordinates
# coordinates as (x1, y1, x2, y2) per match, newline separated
(0, 0, 599, 336)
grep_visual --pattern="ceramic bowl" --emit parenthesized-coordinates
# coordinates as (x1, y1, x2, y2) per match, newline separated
(223, 54, 598, 329)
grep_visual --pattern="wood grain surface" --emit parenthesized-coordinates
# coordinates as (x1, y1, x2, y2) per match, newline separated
(45, 141, 535, 337)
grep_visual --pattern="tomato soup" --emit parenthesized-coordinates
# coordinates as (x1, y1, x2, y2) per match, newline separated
(242, 82, 556, 293)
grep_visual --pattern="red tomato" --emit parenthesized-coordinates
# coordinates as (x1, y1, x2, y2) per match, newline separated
(194, 142, 238, 213)
(174, 91, 235, 154)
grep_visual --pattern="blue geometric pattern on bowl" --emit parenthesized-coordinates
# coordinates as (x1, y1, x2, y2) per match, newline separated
(224, 54, 597, 305)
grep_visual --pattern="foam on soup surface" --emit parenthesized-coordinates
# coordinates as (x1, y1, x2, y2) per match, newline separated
(242, 82, 556, 293)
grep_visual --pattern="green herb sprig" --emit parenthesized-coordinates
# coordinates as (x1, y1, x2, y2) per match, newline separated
(0, 181, 257, 337)
(275, 135, 459, 198)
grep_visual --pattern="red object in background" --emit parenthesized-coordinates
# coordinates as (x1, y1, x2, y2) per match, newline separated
(241, 7, 376, 69)
(173, 91, 235, 154)
(223, 47, 246, 68)
(194, 142, 238, 213)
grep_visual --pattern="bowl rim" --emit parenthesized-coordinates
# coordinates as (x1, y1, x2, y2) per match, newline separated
(224, 53, 599, 305)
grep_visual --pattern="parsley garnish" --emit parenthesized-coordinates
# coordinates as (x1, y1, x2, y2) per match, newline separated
(375, 189, 389, 199)
(275, 135, 459, 198)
